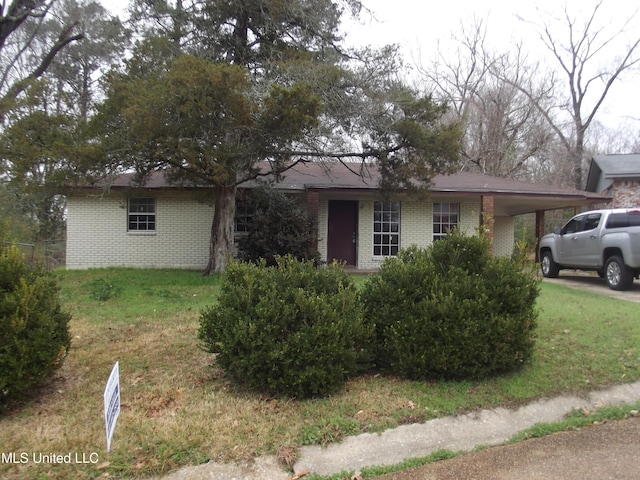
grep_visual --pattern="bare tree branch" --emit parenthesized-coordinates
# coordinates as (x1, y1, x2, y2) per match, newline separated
(515, 1, 640, 188)
(418, 16, 556, 181)
(0, 0, 84, 118)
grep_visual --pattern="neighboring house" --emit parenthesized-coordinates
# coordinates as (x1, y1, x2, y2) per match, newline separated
(586, 154, 640, 208)
(66, 162, 609, 270)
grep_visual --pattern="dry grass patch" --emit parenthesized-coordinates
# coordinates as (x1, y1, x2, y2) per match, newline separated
(0, 308, 309, 479)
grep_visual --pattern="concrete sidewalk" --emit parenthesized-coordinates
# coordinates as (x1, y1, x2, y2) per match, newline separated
(292, 382, 640, 477)
(375, 415, 640, 480)
(156, 380, 640, 480)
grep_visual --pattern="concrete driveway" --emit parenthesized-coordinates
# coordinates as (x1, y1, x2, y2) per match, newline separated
(542, 271, 640, 303)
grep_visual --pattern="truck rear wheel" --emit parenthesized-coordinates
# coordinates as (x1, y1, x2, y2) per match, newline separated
(541, 251, 559, 278)
(605, 255, 634, 291)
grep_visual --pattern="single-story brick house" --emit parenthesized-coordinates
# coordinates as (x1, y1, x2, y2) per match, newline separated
(585, 154, 640, 208)
(66, 162, 609, 270)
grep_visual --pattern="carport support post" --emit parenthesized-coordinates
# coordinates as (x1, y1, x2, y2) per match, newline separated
(535, 210, 545, 262)
(480, 195, 495, 254)
(306, 188, 320, 253)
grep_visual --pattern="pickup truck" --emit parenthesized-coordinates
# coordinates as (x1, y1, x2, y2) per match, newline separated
(539, 208, 640, 290)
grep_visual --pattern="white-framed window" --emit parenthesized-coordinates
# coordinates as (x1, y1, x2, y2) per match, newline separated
(373, 201, 400, 256)
(234, 198, 254, 233)
(128, 198, 156, 231)
(433, 202, 459, 241)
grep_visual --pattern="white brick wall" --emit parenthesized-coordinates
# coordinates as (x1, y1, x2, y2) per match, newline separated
(493, 216, 515, 257)
(67, 190, 509, 270)
(66, 192, 213, 269)
(317, 196, 483, 270)
(356, 200, 378, 269)
(317, 197, 329, 262)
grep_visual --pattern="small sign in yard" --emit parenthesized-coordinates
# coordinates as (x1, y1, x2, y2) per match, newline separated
(104, 362, 120, 452)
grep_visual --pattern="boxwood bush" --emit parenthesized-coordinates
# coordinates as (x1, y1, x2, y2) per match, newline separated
(1, 244, 71, 411)
(361, 232, 539, 380)
(198, 256, 373, 398)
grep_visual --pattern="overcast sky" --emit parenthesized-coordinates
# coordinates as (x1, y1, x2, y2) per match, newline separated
(101, 0, 640, 130)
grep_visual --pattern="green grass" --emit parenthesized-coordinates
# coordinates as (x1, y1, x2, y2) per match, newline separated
(510, 401, 640, 443)
(57, 268, 222, 323)
(1, 269, 639, 480)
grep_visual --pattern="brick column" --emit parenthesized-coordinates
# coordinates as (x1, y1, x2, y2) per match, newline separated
(306, 189, 320, 252)
(535, 210, 545, 262)
(480, 195, 495, 254)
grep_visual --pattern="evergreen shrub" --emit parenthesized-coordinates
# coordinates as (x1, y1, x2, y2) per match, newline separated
(237, 187, 320, 265)
(0, 244, 71, 411)
(361, 231, 539, 380)
(198, 256, 373, 398)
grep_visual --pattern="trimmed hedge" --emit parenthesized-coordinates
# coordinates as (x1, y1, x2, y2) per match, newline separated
(200, 233, 539, 396)
(1, 245, 71, 411)
(198, 256, 373, 398)
(361, 232, 539, 380)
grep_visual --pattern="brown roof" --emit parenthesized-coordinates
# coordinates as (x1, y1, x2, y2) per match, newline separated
(87, 161, 610, 215)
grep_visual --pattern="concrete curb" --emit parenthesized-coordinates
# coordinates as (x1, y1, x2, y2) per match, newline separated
(155, 380, 640, 480)
(293, 381, 640, 476)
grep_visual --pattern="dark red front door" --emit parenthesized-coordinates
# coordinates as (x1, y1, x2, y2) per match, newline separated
(327, 200, 358, 266)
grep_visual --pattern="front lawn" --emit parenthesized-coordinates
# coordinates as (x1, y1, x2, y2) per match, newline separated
(1, 269, 639, 480)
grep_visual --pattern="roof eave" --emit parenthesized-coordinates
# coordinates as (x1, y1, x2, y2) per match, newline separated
(603, 173, 640, 179)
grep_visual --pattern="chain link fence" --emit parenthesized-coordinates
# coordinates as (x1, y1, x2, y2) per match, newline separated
(2, 239, 66, 270)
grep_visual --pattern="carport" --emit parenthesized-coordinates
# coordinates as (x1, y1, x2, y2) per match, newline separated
(425, 174, 612, 260)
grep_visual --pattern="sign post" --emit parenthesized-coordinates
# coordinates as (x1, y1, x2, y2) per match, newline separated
(104, 362, 120, 452)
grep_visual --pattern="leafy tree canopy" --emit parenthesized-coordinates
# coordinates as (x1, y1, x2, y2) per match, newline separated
(90, 1, 462, 273)
(0, 83, 79, 239)
(95, 50, 322, 185)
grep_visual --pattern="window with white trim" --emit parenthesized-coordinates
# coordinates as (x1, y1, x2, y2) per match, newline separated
(373, 201, 400, 256)
(234, 198, 254, 233)
(128, 198, 156, 231)
(433, 202, 458, 241)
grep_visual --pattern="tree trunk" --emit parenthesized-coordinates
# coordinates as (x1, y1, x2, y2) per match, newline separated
(572, 126, 585, 190)
(204, 185, 237, 275)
